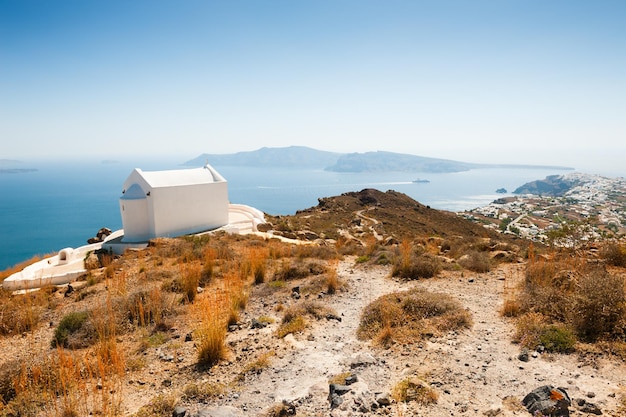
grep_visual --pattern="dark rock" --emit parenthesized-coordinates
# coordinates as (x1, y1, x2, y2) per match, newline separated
(580, 402, 602, 415)
(344, 374, 358, 385)
(185, 332, 193, 342)
(251, 319, 268, 329)
(522, 385, 571, 417)
(376, 392, 391, 406)
(326, 313, 342, 322)
(256, 222, 273, 232)
(518, 349, 530, 362)
(64, 284, 74, 296)
(329, 384, 351, 396)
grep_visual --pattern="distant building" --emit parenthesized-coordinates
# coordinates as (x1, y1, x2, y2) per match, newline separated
(119, 164, 229, 242)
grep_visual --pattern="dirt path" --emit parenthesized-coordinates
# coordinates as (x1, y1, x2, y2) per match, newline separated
(171, 259, 626, 416)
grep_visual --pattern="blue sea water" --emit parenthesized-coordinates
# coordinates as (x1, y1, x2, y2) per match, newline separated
(0, 159, 573, 271)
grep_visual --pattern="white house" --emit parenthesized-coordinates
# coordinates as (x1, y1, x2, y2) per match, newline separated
(119, 164, 229, 243)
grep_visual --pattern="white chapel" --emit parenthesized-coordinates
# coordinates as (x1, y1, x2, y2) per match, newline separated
(119, 163, 229, 242)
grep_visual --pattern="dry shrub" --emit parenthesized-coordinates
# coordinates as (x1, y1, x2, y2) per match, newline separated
(0, 289, 46, 336)
(392, 377, 438, 404)
(273, 259, 324, 281)
(358, 288, 472, 345)
(179, 262, 201, 303)
(392, 253, 441, 280)
(326, 260, 339, 294)
(601, 242, 626, 267)
(132, 394, 177, 417)
(520, 259, 576, 322)
(518, 256, 626, 344)
(513, 312, 576, 352)
(276, 300, 333, 338)
(513, 312, 547, 349)
(458, 250, 491, 273)
(236, 351, 276, 382)
(573, 268, 626, 342)
(194, 294, 228, 368)
(500, 299, 522, 318)
(182, 381, 225, 402)
(125, 286, 175, 328)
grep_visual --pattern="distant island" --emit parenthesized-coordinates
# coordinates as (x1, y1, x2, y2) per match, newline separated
(513, 174, 582, 196)
(184, 146, 575, 174)
(0, 159, 37, 175)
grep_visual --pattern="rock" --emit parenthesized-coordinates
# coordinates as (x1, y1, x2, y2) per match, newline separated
(344, 374, 358, 385)
(84, 252, 101, 269)
(257, 222, 273, 232)
(251, 319, 268, 329)
(522, 385, 571, 417)
(375, 392, 391, 406)
(172, 406, 187, 417)
(328, 384, 351, 410)
(483, 406, 501, 416)
(349, 352, 377, 368)
(518, 349, 530, 362)
(192, 406, 243, 417)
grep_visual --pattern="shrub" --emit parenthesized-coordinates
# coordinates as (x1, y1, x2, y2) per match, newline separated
(131, 394, 177, 417)
(513, 312, 547, 350)
(392, 377, 438, 404)
(601, 242, 626, 267)
(391, 254, 441, 280)
(573, 268, 626, 342)
(540, 324, 576, 353)
(52, 311, 94, 348)
(358, 288, 472, 344)
(195, 295, 227, 369)
(458, 250, 491, 273)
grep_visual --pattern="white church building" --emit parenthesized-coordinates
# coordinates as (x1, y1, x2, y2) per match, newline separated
(119, 163, 229, 242)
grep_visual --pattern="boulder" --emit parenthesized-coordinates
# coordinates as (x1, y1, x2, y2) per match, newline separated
(522, 385, 571, 417)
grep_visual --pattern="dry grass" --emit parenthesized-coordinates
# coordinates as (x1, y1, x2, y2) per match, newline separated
(276, 300, 335, 338)
(392, 377, 438, 404)
(514, 254, 626, 346)
(391, 241, 442, 280)
(358, 288, 472, 345)
(194, 293, 228, 369)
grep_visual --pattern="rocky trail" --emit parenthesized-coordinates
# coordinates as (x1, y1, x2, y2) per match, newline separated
(175, 258, 626, 417)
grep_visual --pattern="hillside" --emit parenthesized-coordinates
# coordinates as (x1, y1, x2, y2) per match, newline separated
(265, 188, 511, 243)
(1, 189, 625, 417)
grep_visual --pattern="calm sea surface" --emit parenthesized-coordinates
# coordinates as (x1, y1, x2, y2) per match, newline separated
(0, 159, 575, 271)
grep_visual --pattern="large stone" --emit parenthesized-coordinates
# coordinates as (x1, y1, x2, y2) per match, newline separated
(522, 385, 571, 417)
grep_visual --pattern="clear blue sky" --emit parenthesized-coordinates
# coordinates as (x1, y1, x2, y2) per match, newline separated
(1, 0, 625, 171)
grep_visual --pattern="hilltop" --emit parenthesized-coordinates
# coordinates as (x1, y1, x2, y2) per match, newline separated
(1, 188, 625, 417)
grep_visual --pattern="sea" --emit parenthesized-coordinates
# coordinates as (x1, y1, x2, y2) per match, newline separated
(0, 158, 589, 271)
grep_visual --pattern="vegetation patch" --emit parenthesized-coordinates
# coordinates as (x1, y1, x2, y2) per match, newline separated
(358, 288, 472, 345)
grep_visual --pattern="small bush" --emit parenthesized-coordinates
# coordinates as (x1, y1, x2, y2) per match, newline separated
(276, 315, 306, 338)
(573, 268, 626, 342)
(458, 250, 491, 273)
(392, 377, 438, 404)
(392, 254, 441, 280)
(358, 288, 472, 344)
(52, 311, 94, 348)
(500, 299, 521, 318)
(513, 312, 546, 350)
(601, 243, 626, 267)
(540, 324, 576, 353)
(131, 394, 177, 417)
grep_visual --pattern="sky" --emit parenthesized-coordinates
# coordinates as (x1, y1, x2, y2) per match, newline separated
(1, 0, 625, 172)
